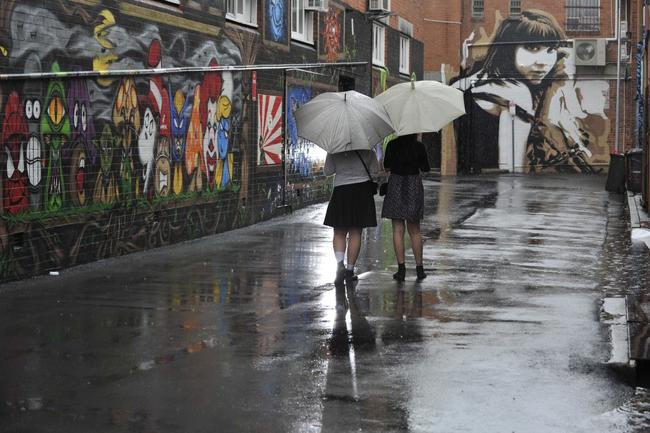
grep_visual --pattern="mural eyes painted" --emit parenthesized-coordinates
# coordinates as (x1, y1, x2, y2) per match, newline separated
(73, 102, 80, 128)
(25, 100, 41, 120)
(25, 100, 33, 119)
(47, 96, 66, 125)
(81, 105, 87, 132)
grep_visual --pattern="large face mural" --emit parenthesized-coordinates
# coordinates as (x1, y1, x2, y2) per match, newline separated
(452, 9, 610, 174)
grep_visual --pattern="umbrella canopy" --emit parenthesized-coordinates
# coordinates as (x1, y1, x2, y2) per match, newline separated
(375, 79, 465, 136)
(295, 90, 395, 154)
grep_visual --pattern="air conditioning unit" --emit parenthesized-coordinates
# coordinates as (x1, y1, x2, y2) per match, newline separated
(305, 0, 328, 12)
(369, 0, 390, 13)
(574, 38, 607, 66)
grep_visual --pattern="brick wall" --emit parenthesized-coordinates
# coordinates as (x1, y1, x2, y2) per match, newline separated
(0, 0, 423, 282)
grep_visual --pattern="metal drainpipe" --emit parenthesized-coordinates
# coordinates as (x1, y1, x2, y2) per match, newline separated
(281, 68, 289, 211)
(615, 0, 623, 154)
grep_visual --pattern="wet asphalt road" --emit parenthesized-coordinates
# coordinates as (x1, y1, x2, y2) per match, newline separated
(1, 174, 650, 433)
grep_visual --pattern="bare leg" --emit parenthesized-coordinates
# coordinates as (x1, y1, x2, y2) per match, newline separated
(392, 219, 406, 264)
(407, 220, 426, 280)
(406, 220, 423, 265)
(333, 227, 348, 256)
(346, 228, 362, 268)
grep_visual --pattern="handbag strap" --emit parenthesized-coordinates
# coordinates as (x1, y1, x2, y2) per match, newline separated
(354, 150, 373, 182)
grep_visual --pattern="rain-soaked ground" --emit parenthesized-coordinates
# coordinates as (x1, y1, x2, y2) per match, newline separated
(2, 174, 650, 433)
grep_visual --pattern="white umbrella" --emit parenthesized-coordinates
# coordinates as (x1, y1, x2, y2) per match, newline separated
(374, 79, 466, 136)
(295, 90, 395, 154)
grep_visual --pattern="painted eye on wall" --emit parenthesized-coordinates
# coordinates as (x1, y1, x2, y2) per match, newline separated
(25, 100, 33, 120)
(73, 102, 80, 128)
(33, 100, 41, 120)
(48, 96, 66, 125)
(82, 105, 87, 131)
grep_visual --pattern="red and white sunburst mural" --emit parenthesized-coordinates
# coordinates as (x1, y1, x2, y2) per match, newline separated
(257, 94, 283, 165)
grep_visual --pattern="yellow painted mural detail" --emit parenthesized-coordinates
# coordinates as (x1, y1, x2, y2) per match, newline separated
(93, 10, 118, 86)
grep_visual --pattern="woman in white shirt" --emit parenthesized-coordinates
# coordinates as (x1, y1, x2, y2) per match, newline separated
(323, 149, 379, 285)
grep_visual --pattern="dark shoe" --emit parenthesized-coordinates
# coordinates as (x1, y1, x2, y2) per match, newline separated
(344, 269, 356, 283)
(334, 261, 345, 285)
(393, 264, 406, 282)
(416, 265, 427, 281)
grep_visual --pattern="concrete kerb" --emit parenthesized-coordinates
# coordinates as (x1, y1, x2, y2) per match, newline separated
(621, 192, 650, 385)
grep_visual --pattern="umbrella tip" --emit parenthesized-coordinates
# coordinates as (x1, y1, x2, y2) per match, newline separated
(344, 92, 347, 101)
(410, 72, 416, 89)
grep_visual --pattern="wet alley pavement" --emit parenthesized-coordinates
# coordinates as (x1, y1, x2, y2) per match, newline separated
(2, 174, 650, 433)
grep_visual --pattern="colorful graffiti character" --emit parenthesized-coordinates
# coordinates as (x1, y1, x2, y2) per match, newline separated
(143, 40, 172, 198)
(23, 72, 43, 211)
(42, 62, 71, 213)
(92, 124, 118, 205)
(113, 77, 140, 203)
(67, 77, 97, 206)
(170, 88, 191, 195)
(185, 85, 204, 193)
(2, 91, 29, 214)
(200, 59, 222, 191)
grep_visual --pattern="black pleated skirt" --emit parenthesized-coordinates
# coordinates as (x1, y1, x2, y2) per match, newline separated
(324, 181, 377, 228)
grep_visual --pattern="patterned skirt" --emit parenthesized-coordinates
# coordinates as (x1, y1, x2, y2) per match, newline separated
(324, 181, 377, 228)
(381, 174, 424, 221)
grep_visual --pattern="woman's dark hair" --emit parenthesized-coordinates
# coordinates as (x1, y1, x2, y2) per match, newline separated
(475, 10, 567, 82)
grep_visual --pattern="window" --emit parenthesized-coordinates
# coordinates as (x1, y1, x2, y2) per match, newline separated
(399, 37, 410, 74)
(398, 17, 413, 37)
(372, 23, 385, 66)
(398, 18, 412, 75)
(509, 0, 521, 15)
(472, 0, 484, 18)
(226, 0, 258, 26)
(291, 0, 314, 44)
(566, 0, 600, 32)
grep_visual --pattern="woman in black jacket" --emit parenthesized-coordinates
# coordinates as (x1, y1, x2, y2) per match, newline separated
(381, 134, 430, 281)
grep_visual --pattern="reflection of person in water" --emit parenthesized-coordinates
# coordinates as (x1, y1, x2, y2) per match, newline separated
(321, 285, 376, 432)
(453, 10, 598, 174)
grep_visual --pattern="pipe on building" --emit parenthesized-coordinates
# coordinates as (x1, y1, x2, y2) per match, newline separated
(616, 0, 623, 153)
(0, 61, 368, 81)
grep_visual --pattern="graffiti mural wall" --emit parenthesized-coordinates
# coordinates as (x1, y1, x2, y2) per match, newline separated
(0, 0, 417, 282)
(0, 0, 336, 282)
(452, 9, 610, 174)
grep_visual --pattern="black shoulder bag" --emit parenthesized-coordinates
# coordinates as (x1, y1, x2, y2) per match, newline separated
(354, 151, 378, 196)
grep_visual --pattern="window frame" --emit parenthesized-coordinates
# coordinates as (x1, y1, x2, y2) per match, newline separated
(472, 0, 484, 18)
(565, 0, 601, 32)
(509, 0, 522, 15)
(291, 0, 315, 44)
(225, 0, 258, 27)
(399, 36, 410, 74)
(372, 23, 386, 67)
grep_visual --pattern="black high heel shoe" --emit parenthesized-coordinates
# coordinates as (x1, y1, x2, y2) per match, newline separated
(416, 265, 427, 281)
(393, 264, 406, 282)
